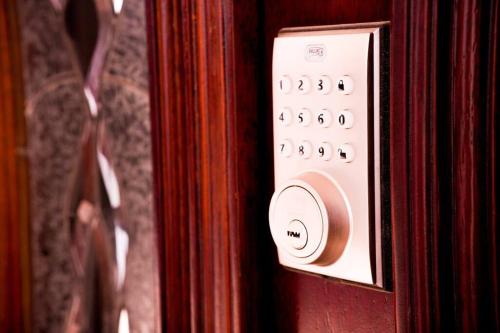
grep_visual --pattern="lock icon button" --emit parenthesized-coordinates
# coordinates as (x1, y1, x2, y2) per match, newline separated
(336, 75, 354, 95)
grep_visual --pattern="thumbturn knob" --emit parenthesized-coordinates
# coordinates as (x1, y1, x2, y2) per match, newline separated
(269, 171, 351, 265)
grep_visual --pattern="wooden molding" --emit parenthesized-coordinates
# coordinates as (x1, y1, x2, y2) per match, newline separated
(392, 0, 499, 332)
(0, 1, 31, 332)
(147, 0, 264, 331)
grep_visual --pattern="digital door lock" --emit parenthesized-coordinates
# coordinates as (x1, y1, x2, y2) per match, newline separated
(269, 22, 391, 288)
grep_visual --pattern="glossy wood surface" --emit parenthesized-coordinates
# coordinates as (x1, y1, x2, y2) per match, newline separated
(0, 1, 30, 332)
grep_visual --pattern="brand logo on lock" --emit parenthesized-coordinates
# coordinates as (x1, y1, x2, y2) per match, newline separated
(305, 44, 326, 62)
(287, 230, 301, 238)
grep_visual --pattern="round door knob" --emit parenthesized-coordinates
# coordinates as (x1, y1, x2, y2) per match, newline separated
(269, 171, 351, 265)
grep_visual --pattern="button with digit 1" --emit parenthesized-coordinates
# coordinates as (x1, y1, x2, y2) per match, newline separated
(279, 75, 292, 94)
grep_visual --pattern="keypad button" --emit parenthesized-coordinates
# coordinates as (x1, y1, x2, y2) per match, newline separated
(317, 142, 333, 161)
(316, 75, 332, 94)
(336, 75, 354, 95)
(279, 139, 293, 157)
(297, 108, 312, 127)
(279, 75, 292, 94)
(278, 107, 293, 126)
(316, 109, 332, 128)
(336, 110, 354, 129)
(298, 141, 313, 159)
(297, 75, 311, 94)
(336, 143, 355, 162)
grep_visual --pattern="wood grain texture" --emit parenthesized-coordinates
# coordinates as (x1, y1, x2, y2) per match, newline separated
(147, 0, 265, 331)
(0, 1, 30, 332)
(390, 1, 450, 332)
(450, 0, 500, 331)
(148, 0, 499, 331)
(392, 0, 500, 332)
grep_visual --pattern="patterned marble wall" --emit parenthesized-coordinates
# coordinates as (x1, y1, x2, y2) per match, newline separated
(17, 0, 160, 331)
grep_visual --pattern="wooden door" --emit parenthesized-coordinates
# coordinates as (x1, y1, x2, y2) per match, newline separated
(0, 2, 31, 331)
(146, 0, 499, 332)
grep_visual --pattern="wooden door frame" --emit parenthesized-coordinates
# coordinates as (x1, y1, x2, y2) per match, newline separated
(146, 0, 265, 331)
(146, 0, 499, 332)
(0, 1, 31, 332)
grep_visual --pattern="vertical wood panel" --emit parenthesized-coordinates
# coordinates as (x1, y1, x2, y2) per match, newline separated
(147, 0, 264, 331)
(0, 1, 30, 332)
(450, 0, 500, 331)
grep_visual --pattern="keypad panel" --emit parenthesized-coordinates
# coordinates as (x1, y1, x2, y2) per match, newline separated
(271, 25, 386, 287)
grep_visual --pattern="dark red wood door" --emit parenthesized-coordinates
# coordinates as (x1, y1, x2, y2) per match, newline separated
(146, 0, 499, 331)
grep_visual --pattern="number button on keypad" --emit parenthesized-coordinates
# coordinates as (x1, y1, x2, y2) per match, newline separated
(297, 75, 311, 94)
(317, 142, 333, 161)
(278, 107, 293, 126)
(279, 139, 293, 158)
(316, 109, 332, 128)
(279, 75, 292, 94)
(297, 108, 312, 127)
(298, 141, 313, 159)
(316, 75, 332, 94)
(336, 110, 354, 129)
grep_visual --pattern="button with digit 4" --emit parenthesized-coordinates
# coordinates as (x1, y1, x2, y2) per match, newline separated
(278, 107, 293, 126)
(336, 143, 355, 162)
(316, 109, 332, 127)
(336, 110, 354, 129)
(298, 140, 313, 159)
(279, 139, 293, 157)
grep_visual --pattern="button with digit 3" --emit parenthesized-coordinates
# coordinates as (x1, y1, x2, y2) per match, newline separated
(316, 75, 332, 94)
